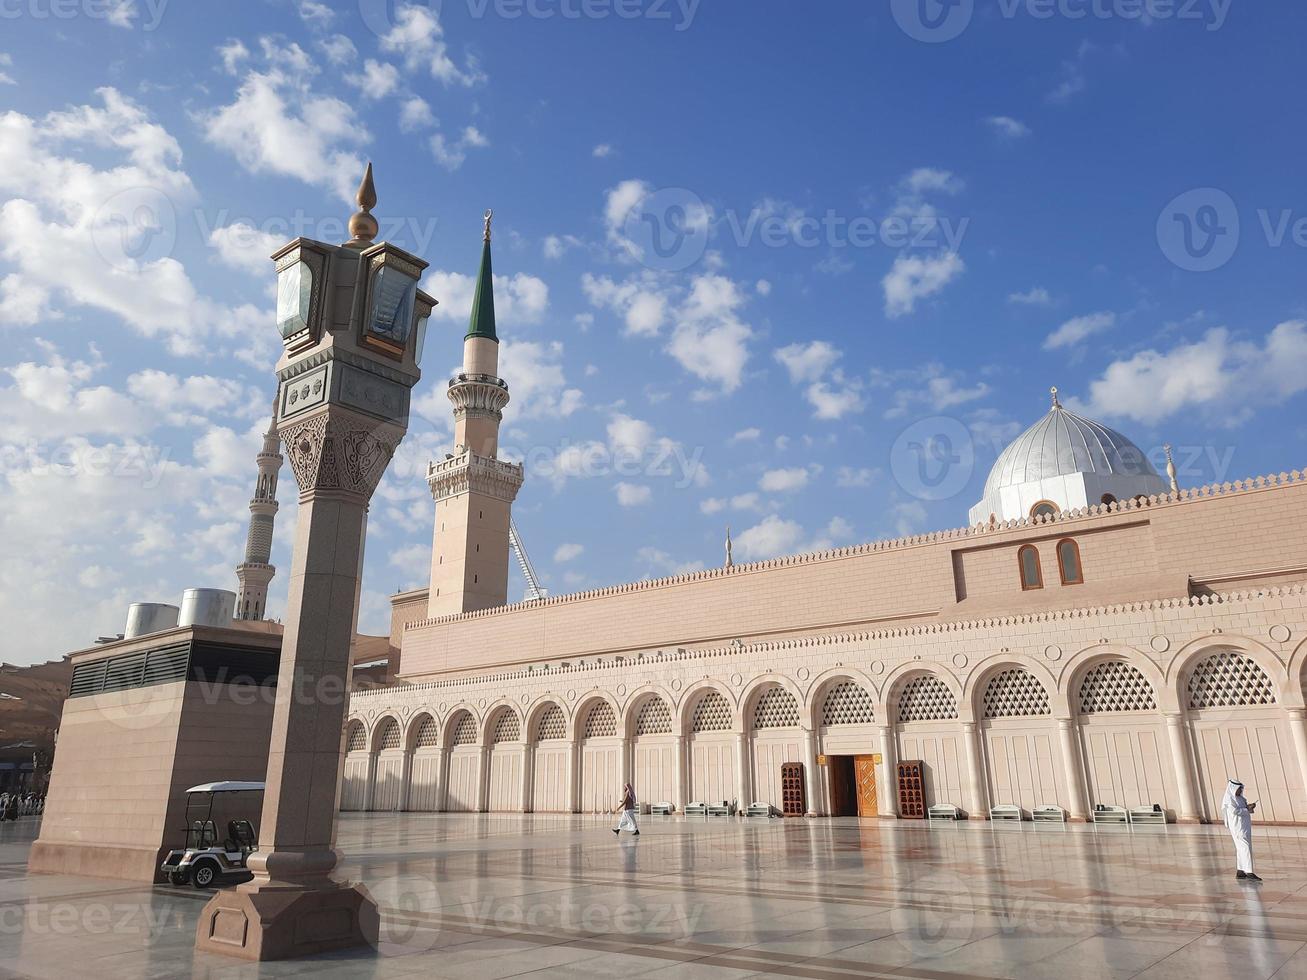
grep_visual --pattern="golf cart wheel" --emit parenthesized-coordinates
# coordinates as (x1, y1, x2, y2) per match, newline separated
(167, 871, 187, 887)
(191, 861, 219, 889)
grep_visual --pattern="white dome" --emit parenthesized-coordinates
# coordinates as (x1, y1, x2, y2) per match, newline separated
(969, 390, 1170, 524)
(984, 403, 1159, 496)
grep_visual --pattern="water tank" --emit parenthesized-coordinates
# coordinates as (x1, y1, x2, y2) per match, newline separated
(123, 603, 180, 639)
(178, 589, 236, 629)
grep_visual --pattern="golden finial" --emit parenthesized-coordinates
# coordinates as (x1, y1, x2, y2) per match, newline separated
(725, 526, 734, 569)
(483, 208, 493, 243)
(1050, 386, 1062, 410)
(347, 162, 379, 248)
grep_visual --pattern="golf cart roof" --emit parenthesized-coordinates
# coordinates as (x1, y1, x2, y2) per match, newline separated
(185, 781, 266, 794)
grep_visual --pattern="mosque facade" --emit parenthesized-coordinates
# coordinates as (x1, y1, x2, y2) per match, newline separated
(338, 226, 1307, 825)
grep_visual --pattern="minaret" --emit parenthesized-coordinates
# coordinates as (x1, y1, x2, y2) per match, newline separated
(427, 211, 525, 617)
(234, 401, 283, 620)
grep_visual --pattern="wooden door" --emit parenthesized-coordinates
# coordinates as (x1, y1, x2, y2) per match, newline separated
(781, 762, 806, 816)
(854, 755, 878, 817)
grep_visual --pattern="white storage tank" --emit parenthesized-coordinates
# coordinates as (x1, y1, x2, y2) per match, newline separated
(178, 589, 236, 629)
(123, 603, 180, 639)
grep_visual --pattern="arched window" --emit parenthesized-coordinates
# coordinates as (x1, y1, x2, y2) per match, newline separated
(345, 723, 367, 753)
(1057, 539, 1083, 585)
(375, 718, 400, 751)
(690, 692, 732, 732)
(535, 704, 566, 741)
(1018, 545, 1043, 590)
(1100, 493, 1117, 506)
(1030, 500, 1059, 520)
(582, 701, 617, 738)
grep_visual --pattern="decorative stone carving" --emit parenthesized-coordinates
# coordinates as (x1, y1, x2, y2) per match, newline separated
(280, 412, 401, 499)
(1270, 625, 1292, 644)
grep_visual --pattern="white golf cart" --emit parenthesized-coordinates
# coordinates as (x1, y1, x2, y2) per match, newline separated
(160, 781, 263, 889)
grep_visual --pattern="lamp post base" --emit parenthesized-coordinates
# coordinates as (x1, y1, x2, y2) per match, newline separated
(195, 879, 379, 961)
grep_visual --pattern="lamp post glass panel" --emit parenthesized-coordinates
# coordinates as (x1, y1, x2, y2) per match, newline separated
(195, 165, 436, 962)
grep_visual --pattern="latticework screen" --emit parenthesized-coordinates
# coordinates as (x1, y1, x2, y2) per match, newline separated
(752, 686, 800, 729)
(1079, 660, 1157, 714)
(345, 723, 367, 753)
(1187, 650, 1277, 710)
(535, 704, 566, 740)
(981, 668, 1051, 719)
(376, 718, 400, 750)
(821, 681, 876, 726)
(414, 715, 438, 748)
(491, 710, 521, 743)
(897, 674, 958, 723)
(583, 700, 617, 738)
(690, 691, 732, 732)
(635, 697, 672, 735)
(451, 712, 477, 745)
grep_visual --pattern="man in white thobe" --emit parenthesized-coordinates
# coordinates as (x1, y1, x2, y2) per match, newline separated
(1222, 779, 1261, 882)
(612, 782, 640, 836)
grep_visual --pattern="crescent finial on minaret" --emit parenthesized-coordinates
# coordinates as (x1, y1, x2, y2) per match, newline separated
(483, 209, 493, 243)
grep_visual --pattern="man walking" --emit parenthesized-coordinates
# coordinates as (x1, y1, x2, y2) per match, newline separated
(612, 782, 640, 836)
(1222, 779, 1261, 882)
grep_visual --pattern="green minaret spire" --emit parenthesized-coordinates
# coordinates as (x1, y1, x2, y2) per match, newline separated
(466, 209, 498, 343)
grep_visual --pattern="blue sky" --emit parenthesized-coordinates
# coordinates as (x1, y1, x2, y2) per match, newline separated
(2, 0, 1306, 664)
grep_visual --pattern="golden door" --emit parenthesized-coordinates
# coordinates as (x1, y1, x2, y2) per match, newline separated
(854, 755, 879, 817)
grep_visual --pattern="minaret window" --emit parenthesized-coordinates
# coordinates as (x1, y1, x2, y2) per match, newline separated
(1057, 539, 1083, 585)
(1018, 545, 1043, 590)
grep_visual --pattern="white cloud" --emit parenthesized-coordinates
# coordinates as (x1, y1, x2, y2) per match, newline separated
(346, 59, 401, 99)
(318, 34, 357, 66)
(985, 115, 1030, 138)
(884, 364, 989, 418)
(774, 341, 863, 420)
(494, 340, 582, 422)
(730, 427, 761, 443)
(424, 269, 548, 325)
(0, 274, 51, 325)
(581, 273, 668, 337)
(606, 413, 656, 457)
(883, 252, 964, 318)
(1009, 286, 1052, 306)
(635, 546, 704, 577)
(554, 543, 584, 563)
(430, 126, 489, 170)
(207, 222, 283, 277)
(543, 234, 583, 260)
(892, 501, 928, 536)
(774, 341, 840, 384)
(759, 467, 810, 493)
(733, 513, 855, 561)
(666, 275, 752, 393)
(297, 0, 334, 25)
(602, 178, 712, 265)
(902, 168, 964, 196)
(593, 143, 613, 158)
(0, 88, 264, 354)
(399, 97, 434, 132)
(1044, 311, 1115, 351)
(1078, 322, 1307, 425)
(756, 279, 771, 296)
(836, 466, 877, 488)
(200, 38, 367, 203)
(1048, 41, 1094, 104)
(379, 3, 485, 86)
(615, 482, 652, 506)
(0, 53, 15, 86)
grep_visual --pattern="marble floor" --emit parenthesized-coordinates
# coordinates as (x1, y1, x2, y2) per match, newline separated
(3, 812, 1307, 979)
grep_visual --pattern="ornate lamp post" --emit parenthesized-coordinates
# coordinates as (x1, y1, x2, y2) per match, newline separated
(196, 164, 435, 960)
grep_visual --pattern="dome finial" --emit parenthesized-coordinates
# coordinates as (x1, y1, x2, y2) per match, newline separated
(1164, 443, 1180, 494)
(346, 161, 379, 247)
(1050, 385, 1062, 410)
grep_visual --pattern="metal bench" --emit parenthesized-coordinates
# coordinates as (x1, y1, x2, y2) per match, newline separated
(927, 804, 961, 821)
(1033, 805, 1066, 823)
(745, 802, 774, 817)
(684, 801, 707, 817)
(649, 802, 675, 816)
(706, 802, 736, 817)
(1091, 805, 1130, 824)
(989, 804, 1023, 821)
(1129, 806, 1167, 825)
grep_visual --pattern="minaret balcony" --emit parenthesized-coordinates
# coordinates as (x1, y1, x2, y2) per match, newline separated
(427, 449, 524, 504)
